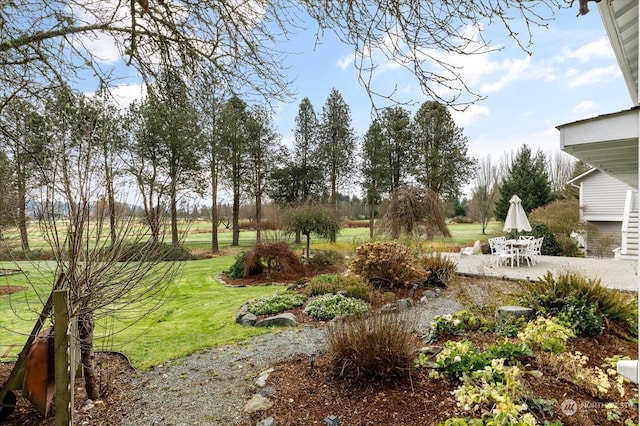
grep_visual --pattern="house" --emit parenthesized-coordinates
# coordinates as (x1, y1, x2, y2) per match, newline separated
(567, 168, 638, 258)
(556, 1, 639, 383)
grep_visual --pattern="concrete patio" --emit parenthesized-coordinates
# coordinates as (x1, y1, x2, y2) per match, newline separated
(444, 253, 638, 292)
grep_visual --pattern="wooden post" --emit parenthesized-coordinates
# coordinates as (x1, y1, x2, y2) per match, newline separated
(54, 289, 73, 426)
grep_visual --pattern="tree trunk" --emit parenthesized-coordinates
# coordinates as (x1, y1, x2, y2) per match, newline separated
(232, 181, 240, 246)
(305, 232, 311, 263)
(368, 196, 375, 240)
(210, 189, 219, 254)
(170, 180, 179, 246)
(17, 183, 29, 251)
(78, 312, 99, 400)
(295, 230, 301, 245)
(255, 193, 262, 243)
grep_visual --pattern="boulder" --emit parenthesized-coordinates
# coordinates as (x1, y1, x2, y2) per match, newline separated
(495, 305, 535, 324)
(241, 313, 258, 327)
(255, 313, 297, 328)
(235, 303, 249, 324)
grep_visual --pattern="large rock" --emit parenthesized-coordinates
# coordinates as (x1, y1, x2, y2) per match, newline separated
(236, 303, 249, 324)
(241, 313, 258, 327)
(254, 313, 297, 328)
(496, 305, 535, 323)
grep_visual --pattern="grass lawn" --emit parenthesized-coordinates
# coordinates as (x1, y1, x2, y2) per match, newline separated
(0, 258, 287, 370)
(0, 220, 506, 370)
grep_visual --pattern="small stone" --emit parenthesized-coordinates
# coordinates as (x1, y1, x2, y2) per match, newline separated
(243, 394, 273, 413)
(418, 346, 443, 355)
(258, 386, 273, 397)
(256, 416, 277, 426)
(423, 290, 437, 299)
(397, 298, 413, 311)
(255, 368, 274, 387)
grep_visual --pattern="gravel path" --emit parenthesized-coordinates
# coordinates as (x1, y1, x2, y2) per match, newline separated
(118, 296, 462, 426)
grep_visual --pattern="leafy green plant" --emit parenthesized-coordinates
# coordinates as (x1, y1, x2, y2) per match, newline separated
(427, 310, 485, 342)
(326, 312, 414, 383)
(485, 340, 533, 366)
(429, 340, 491, 381)
(248, 293, 307, 315)
(495, 315, 528, 338)
(519, 272, 637, 335)
(509, 221, 562, 256)
(517, 317, 574, 354)
(304, 274, 373, 301)
(227, 251, 249, 279)
(419, 252, 458, 287)
(304, 293, 370, 320)
(558, 294, 604, 336)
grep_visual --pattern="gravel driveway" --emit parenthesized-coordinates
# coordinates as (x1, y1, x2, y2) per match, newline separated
(118, 296, 462, 426)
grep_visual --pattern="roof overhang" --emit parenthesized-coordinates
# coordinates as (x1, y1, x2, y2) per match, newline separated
(557, 108, 639, 189)
(598, 1, 638, 104)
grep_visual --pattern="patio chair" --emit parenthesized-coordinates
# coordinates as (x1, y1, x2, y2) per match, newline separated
(488, 236, 506, 262)
(460, 240, 481, 256)
(520, 237, 543, 266)
(494, 240, 518, 267)
(518, 235, 535, 241)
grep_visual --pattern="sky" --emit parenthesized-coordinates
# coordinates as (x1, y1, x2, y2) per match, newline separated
(91, 3, 631, 192)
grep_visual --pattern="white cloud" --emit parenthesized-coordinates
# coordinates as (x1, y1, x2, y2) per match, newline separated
(566, 65, 621, 88)
(563, 37, 615, 63)
(451, 104, 489, 128)
(573, 100, 599, 116)
(336, 54, 354, 70)
(111, 83, 146, 109)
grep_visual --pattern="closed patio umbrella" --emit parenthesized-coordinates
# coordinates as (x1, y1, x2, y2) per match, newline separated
(503, 195, 532, 233)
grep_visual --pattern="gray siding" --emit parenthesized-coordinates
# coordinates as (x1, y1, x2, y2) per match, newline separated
(586, 221, 621, 258)
(579, 170, 634, 220)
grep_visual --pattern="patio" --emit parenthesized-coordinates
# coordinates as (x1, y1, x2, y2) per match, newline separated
(444, 252, 638, 292)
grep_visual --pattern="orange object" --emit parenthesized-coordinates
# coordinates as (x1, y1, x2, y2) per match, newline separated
(22, 328, 55, 417)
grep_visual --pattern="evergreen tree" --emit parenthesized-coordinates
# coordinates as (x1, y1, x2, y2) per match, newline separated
(361, 119, 390, 238)
(378, 106, 413, 190)
(317, 88, 356, 242)
(412, 101, 475, 201)
(494, 145, 552, 221)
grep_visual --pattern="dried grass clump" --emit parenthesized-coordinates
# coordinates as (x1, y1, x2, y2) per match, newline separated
(326, 312, 415, 383)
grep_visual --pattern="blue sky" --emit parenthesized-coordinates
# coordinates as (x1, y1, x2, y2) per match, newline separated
(99, 6, 629, 167)
(269, 7, 630, 162)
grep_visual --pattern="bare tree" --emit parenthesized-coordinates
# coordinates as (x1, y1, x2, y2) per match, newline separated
(0, 1, 577, 119)
(34, 87, 180, 400)
(468, 155, 499, 234)
(547, 150, 577, 198)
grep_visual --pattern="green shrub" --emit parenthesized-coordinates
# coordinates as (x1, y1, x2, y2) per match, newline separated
(227, 251, 249, 279)
(427, 340, 491, 381)
(517, 317, 574, 354)
(419, 252, 458, 287)
(117, 242, 194, 261)
(558, 294, 604, 336)
(304, 274, 373, 301)
(427, 310, 485, 342)
(304, 293, 370, 320)
(248, 293, 307, 315)
(485, 340, 533, 366)
(309, 250, 345, 266)
(519, 271, 637, 334)
(326, 312, 414, 383)
(348, 241, 425, 288)
(509, 221, 562, 256)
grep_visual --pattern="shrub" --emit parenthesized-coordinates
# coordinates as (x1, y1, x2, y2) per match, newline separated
(248, 293, 307, 315)
(528, 199, 583, 256)
(243, 242, 301, 276)
(308, 250, 345, 266)
(117, 242, 194, 261)
(326, 312, 414, 383)
(485, 340, 533, 366)
(517, 317, 574, 354)
(304, 293, 370, 320)
(509, 221, 562, 256)
(519, 271, 637, 334)
(348, 241, 426, 288)
(226, 251, 248, 279)
(418, 252, 457, 287)
(304, 274, 373, 301)
(428, 340, 491, 381)
(427, 311, 485, 342)
(558, 294, 604, 336)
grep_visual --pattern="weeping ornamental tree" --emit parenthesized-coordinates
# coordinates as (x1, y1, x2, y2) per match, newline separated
(379, 185, 451, 240)
(284, 205, 341, 262)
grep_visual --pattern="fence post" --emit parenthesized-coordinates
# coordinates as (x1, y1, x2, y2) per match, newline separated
(53, 289, 73, 426)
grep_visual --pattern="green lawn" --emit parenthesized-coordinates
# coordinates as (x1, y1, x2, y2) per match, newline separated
(0, 221, 504, 370)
